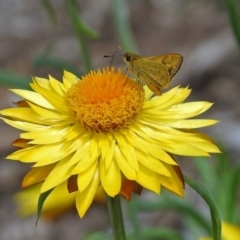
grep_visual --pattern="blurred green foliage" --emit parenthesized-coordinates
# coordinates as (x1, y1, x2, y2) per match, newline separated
(223, 0, 240, 49)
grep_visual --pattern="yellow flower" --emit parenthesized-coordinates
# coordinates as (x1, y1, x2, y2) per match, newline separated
(0, 67, 220, 217)
(199, 221, 240, 240)
(14, 181, 105, 219)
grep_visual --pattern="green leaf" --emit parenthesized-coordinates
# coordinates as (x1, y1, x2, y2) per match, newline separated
(140, 228, 184, 240)
(184, 176, 222, 240)
(32, 55, 82, 76)
(223, 0, 240, 49)
(137, 193, 211, 235)
(64, 0, 99, 39)
(193, 157, 216, 191)
(84, 232, 111, 240)
(225, 165, 240, 223)
(41, 0, 57, 25)
(64, 0, 97, 72)
(214, 147, 236, 220)
(0, 70, 31, 89)
(36, 189, 53, 226)
(110, 0, 138, 52)
(126, 197, 142, 240)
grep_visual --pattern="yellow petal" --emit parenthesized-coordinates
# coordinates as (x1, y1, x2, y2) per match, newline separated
(22, 164, 55, 187)
(63, 70, 78, 87)
(136, 150, 171, 176)
(33, 77, 51, 90)
(30, 82, 67, 113)
(63, 123, 87, 141)
(10, 89, 54, 109)
(162, 142, 210, 156)
(114, 131, 139, 171)
(136, 164, 160, 194)
(98, 133, 110, 163)
(187, 138, 220, 153)
(41, 157, 74, 192)
(77, 160, 98, 192)
(100, 157, 121, 197)
(0, 117, 45, 131)
(7, 142, 71, 165)
(20, 126, 70, 144)
(167, 102, 213, 116)
(69, 143, 90, 172)
(49, 76, 65, 96)
(27, 101, 65, 120)
(114, 145, 136, 180)
(105, 133, 116, 170)
(143, 87, 191, 110)
(158, 164, 184, 197)
(124, 126, 176, 165)
(0, 108, 47, 124)
(76, 168, 100, 217)
(71, 137, 100, 174)
(164, 119, 218, 129)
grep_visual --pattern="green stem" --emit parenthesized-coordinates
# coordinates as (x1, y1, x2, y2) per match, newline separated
(106, 195, 126, 240)
(64, 0, 93, 72)
(110, 0, 138, 52)
(184, 176, 221, 240)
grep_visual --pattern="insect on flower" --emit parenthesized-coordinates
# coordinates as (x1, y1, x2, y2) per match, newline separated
(123, 52, 183, 95)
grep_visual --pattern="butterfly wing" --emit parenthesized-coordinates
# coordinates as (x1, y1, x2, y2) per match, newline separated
(136, 67, 167, 95)
(148, 54, 183, 78)
(131, 58, 171, 88)
(123, 52, 183, 95)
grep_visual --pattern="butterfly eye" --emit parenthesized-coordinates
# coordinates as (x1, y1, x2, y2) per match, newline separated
(125, 54, 132, 62)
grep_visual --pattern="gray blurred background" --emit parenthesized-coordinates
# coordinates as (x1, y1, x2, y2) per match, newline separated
(0, 0, 239, 239)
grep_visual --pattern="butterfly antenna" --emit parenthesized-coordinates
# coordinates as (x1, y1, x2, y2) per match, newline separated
(103, 51, 122, 66)
(123, 67, 128, 76)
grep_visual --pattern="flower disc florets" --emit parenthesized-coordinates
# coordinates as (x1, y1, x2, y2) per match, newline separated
(64, 67, 144, 132)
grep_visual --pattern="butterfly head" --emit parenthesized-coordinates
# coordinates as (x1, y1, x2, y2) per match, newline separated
(123, 52, 141, 64)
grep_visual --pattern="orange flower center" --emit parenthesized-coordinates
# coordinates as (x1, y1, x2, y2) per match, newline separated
(64, 67, 144, 132)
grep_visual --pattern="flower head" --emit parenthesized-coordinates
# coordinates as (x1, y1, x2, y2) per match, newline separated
(199, 221, 240, 240)
(0, 67, 220, 217)
(14, 181, 105, 219)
